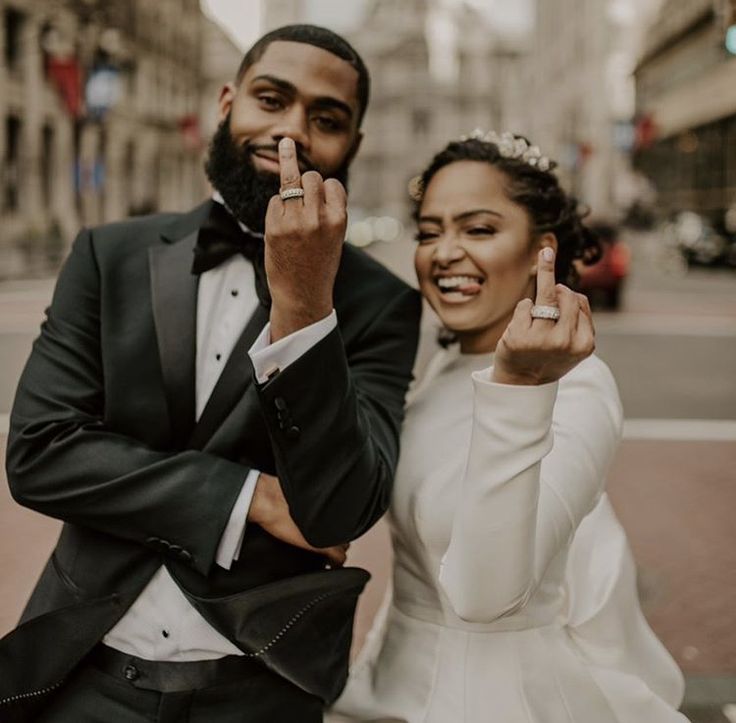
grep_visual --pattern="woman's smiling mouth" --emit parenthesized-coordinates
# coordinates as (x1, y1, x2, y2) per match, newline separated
(434, 275, 484, 300)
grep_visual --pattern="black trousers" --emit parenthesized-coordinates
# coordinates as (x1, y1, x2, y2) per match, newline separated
(36, 649, 323, 723)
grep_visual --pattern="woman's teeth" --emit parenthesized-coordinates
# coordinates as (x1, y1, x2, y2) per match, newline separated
(437, 276, 482, 291)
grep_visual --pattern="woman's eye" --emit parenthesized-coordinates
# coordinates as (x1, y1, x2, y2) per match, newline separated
(467, 226, 496, 236)
(414, 231, 439, 244)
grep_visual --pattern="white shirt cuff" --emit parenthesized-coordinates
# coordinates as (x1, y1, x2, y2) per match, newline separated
(249, 310, 337, 384)
(215, 469, 260, 570)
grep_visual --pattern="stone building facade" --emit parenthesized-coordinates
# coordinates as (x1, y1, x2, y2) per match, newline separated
(0, 0, 238, 278)
(634, 0, 736, 222)
(521, 0, 658, 219)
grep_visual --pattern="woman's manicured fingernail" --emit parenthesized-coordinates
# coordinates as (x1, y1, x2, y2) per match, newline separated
(542, 247, 555, 263)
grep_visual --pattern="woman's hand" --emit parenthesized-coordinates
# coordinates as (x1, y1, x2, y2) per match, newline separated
(249, 473, 349, 568)
(492, 247, 595, 386)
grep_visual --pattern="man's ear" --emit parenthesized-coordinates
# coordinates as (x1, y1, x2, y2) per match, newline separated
(530, 232, 558, 275)
(217, 83, 236, 123)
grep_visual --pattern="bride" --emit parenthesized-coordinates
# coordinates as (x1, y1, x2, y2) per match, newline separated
(330, 132, 688, 722)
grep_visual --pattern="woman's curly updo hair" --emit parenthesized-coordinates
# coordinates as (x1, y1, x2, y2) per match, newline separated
(412, 136, 602, 285)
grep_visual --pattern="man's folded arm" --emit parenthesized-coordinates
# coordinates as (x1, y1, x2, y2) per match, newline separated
(254, 285, 422, 548)
(6, 230, 249, 577)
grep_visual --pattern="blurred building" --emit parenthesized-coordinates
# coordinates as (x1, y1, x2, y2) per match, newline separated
(522, 0, 660, 219)
(347, 0, 527, 225)
(0, 0, 239, 279)
(262, 0, 302, 30)
(634, 0, 736, 225)
(200, 17, 244, 140)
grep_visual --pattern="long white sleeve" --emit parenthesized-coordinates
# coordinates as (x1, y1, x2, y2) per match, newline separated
(438, 356, 623, 623)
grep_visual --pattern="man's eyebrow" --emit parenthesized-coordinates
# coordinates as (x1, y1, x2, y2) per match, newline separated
(251, 74, 354, 120)
(251, 74, 297, 94)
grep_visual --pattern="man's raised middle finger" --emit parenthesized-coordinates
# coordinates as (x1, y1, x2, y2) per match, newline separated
(278, 137, 302, 190)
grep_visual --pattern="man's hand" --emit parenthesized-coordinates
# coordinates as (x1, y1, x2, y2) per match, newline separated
(492, 248, 595, 386)
(264, 137, 347, 342)
(248, 473, 349, 567)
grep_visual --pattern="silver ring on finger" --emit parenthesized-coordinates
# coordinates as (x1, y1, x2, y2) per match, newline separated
(530, 304, 561, 321)
(279, 187, 305, 201)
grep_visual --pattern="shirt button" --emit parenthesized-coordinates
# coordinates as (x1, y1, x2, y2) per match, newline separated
(162, 630, 170, 638)
(123, 664, 139, 681)
(215, 353, 222, 361)
(231, 289, 239, 297)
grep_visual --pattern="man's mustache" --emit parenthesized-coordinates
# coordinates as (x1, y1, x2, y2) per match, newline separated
(245, 143, 317, 175)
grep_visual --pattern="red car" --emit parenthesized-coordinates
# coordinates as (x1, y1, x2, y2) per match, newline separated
(576, 223, 631, 310)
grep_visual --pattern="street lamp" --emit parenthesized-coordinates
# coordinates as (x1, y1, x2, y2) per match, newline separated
(726, 24, 736, 54)
(717, 0, 736, 54)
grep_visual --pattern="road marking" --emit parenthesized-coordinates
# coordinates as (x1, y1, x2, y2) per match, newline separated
(624, 418, 736, 441)
(595, 314, 736, 338)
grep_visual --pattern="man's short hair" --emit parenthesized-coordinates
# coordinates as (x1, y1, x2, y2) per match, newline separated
(235, 24, 370, 127)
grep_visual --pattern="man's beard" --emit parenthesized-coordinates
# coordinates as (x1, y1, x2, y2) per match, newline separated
(204, 112, 350, 234)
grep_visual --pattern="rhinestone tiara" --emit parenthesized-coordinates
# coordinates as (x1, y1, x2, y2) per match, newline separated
(408, 129, 555, 201)
(459, 129, 554, 171)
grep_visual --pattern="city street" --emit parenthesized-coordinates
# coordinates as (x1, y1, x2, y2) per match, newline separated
(1, 234, 734, 720)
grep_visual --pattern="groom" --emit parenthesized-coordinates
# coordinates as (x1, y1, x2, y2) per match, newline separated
(2, 25, 420, 722)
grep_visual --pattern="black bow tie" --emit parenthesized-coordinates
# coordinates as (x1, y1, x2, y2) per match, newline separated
(191, 201, 271, 307)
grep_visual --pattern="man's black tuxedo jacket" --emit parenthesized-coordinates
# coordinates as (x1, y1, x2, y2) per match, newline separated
(1, 200, 421, 717)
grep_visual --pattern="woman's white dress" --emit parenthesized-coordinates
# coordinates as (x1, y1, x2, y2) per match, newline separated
(332, 348, 687, 722)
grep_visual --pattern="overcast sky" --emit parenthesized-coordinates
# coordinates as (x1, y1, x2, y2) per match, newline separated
(201, 0, 534, 51)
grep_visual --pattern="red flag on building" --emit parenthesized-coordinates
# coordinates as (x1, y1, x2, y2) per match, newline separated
(634, 113, 658, 150)
(178, 114, 203, 151)
(46, 56, 84, 118)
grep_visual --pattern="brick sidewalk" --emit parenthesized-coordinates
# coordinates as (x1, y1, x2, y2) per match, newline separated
(2, 436, 734, 719)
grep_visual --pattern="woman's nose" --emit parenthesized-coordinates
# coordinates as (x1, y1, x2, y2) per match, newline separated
(433, 234, 465, 266)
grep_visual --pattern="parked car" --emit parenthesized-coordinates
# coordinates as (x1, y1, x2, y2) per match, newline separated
(665, 211, 729, 267)
(576, 222, 631, 310)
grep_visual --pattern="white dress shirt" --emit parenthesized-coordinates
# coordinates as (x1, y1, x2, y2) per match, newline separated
(103, 200, 337, 661)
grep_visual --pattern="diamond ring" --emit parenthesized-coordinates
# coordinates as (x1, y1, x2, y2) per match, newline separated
(530, 304, 561, 321)
(279, 188, 305, 201)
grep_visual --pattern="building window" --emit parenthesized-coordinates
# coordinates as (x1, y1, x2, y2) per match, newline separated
(412, 108, 431, 135)
(4, 8, 25, 73)
(4, 115, 22, 212)
(124, 139, 135, 214)
(41, 123, 54, 209)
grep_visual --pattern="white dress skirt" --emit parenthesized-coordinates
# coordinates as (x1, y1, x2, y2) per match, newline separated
(331, 348, 687, 723)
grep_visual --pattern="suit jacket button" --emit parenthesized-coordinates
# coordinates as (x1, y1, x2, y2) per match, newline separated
(274, 396, 287, 411)
(123, 664, 139, 681)
(286, 425, 300, 439)
(179, 550, 193, 563)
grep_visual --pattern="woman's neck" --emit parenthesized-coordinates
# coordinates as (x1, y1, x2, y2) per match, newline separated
(458, 331, 500, 355)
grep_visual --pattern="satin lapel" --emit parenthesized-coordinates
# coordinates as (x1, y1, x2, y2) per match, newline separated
(149, 233, 198, 446)
(188, 302, 270, 451)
